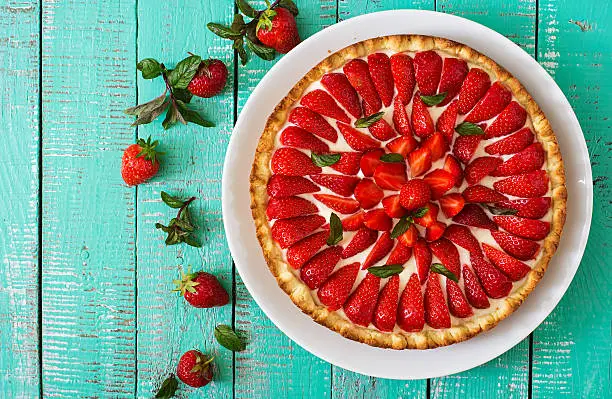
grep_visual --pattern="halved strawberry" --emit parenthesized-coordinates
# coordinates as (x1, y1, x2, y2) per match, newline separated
(341, 211, 365, 231)
(386, 135, 418, 157)
(493, 215, 550, 240)
(424, 273, 451, 329)
(271, 147, 321, 176)
(374, 162, 408, 190)
(485, 101, 527, 138)
(342, 227, 378, 258)
(414, 202, 439, 228)
(465, 82, 512, 123)
(438, 58, 469, 106)
(398, 224, 419, 248)
(414, 50, 442, 95)
(393, 97, 413, 136)
(280, 126, 330, 153)
(288, 106, 338, 142)
(439, 193, 465, 218)
(453, 135, 482, 164)
(423, 169, 455, 199)
(491, 231, 540, 260)
(271, 214, 326, 248)
(482, 243, 531, 281)
(320, 73, 362, 118)
(373, 275, 400, 331)
(300, 89, 350, 123)
(464, 156, 503, 185)
(266, 196, 318, 220)
(368, 53, 395, 107)
(360, 149, 385, 177)
(470, 254, 512, 298)
(491, 143, 545, 177)
(413, 238, 432, 283)
(457, 68, 491, 115)
(494, 197, 551, 219)
(344, 273, 381, 326)
(411, 93, 434, 138)
(453, 204, 498, 230)
(362, 231, 394, 269)
(317, 262, 361, 310)
(443, 154, 464, 187)
(462, 265, 490, 308)
(463, 185, 508, 203)
(310, 174, 359, 197)
(446, 279, 473, 318)
(399, 179, 431, 211)
(313, 193, 360, 214)
(300, 246, 342, 289)
(408, 147, 432, 177)
(425, 221, 447, 242)
(363, 209, 393, 231)
(331, 152, 362, 175)
(436, 100, 459, 141)
(387, 241, 412, 265)
(429, 238, 460, 277)
(390, 53, 415, 104)
(484, 127, 534, 155)
(343, 58, 382, 111)
(443, 224, 482, 256)
(337, 122, 381, 151)
(267, 175, 319, 198)
(397, 273, 425, 332)
(382, 195, 408, 218)
(354, 178, 384, 209)
(363, 100, 396, 141)
(493, 170, 549, 198)
(287, 231, 328, 269)
(422, 132, 449, 161)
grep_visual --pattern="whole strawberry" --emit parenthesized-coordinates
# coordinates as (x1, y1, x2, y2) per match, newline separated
(121, 136, 162, 186)
(187, 59, 228, 98)
(256, 6, 301, 54)
(174, 270, 229, 308)
(177, 350, 213, 388)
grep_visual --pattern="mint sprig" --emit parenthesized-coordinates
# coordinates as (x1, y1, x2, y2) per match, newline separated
(214, 325, 247, 352)
(154, 374, 178, 398)
(155, 192, 201, 247)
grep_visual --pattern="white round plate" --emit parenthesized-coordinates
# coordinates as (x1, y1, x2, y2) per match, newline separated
(222, 10, 592, 379)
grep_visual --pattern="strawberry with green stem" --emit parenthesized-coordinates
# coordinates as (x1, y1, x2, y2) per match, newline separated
(174, 267, 230, 308)
(121, 136, 163, 186)
(155, 192, 201, 247)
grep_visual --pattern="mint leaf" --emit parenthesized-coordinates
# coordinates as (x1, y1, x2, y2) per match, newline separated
(155, 374, 178, 398)
(367, 264, 404, 278)
(354, 111, 384, 128)
(124, 92, 167, 116)
(176, 101, 215, 128)
(167, 55, 202, 90)
(161, 191, 184, 209)
(380, 153, 404, 163)
(231, 13, 247, 32)
(137, 58, 163, 79)
(278, 0, 299, 15)
(131, 99, 169, 127)
(412, 206, 429, 218)
(455, 122, 485, 136)
(234, 38, 249, 66)
(327, 213, 343, 246)
(207, 22, 243, 39)
(430, 263, 459, 282)
(246, 38, 275, 61)
(390, 215, 412, 239)
(420, 92, 447, 106)
(311, 153, 341, 167)
(162, 104, 184, 130)
(214, 325, 247, 352)
(172, 88, 193, 103)
(484, 204, 518, 216)
(236, 0, 257, 18)
(182, 235, 201, 248)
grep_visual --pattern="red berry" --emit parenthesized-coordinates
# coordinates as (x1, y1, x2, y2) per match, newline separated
(363, 209, 393, 232)
(317, 262, 361, 311)
(491, 231, 540, 260)
(373, 275, 400, 331)
(438, 58, 468, 106)
(408, 147, 432, 177)
(444, 224, 482, 256)
(446, 279, 473, 318)
(310, 174, 360, 197)
(393, 97, 413, 136)
(491, 143, 545, 177)
(411, 92, 434, 138)
(482, 243, 531, 281)
(341, 211, 365, 231)
(271, 214, 325, 248)
(414, 50, 442, 95)
(463, 185, 508, 203)
(470, 253, 512, 298)
(436, 100, 459, 141)
(344, 273, 381, 326)
(428, 238, 461, 277)
(373, 162, 408, 191)
(413, 238, 432, 283)
(288, 106, 338, 142)
(493, 170, 549, 198)
(280, 126, 330, 153)
(438, 193, 465, 218)
(267, 175, 319, 198)
(271, 147, 321, 176)
(464, 156, 503, 185)
(300, 246, 343, 289)
(452, 204, 498, 231)
(121, 137, 162, 186)
(354, 178, 384, 209)
(465, 82, 512, 123)
(300, 89, 350, 123)
(177, 350, 213, 388)
(175, 271, 229, 308)
(485, 101, 527, 138)
(266, 196, 318, 220)
(462, 265, 490, 308)
(399, 179, 432, 211)
(386, 135, 418, 157)
(321, 73, 362, 118)
(286, 231, 329, 269)
(342, 227, 378, 259)
(331, 152, 362, 175)
(484, 127, 534, 155)
(457, 68, 491, 114)
(313, 193, 360, 214)
(397, 273, 425, 332)
(362, 231, 394, 268)
(344, 58, 382, 111)
(424, 273, 451, 329)
(368, 53, 395, 107)
(493, 215, 550, 240)
(256, 7, 301, 54)
(390, 53, 415, 104)
(382, 195, 408, 218)
(187, 59, 228, 98)
(338, 122, 381, 151)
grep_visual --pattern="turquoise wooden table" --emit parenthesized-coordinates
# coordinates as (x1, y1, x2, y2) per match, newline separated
(0, 0, 609, 397)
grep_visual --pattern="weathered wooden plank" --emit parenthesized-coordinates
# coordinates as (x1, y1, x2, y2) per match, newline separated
(532, 1, 611, 397)
(234, 1, 335, 398)
(41, 1, 137, 397)
(135, 1, 235, 398)
(0, 2, 40, 398)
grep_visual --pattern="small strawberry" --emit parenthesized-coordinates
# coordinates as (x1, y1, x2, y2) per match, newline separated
(390, 53, 416, 104)
(344, 273, 381, 326)
(484, 127, 534, 155)
(491, 231, 540, 260)
(187, 59, 228, 98)
(491, 143, 545, 177)
(300, 89, 350, 123)
(428, 238, 461, 277)
(271, 147, 321, 176)
(446, 279, 473, 318)
(444, 224, 482, 256)
(343, 58, 382, 111)
(313, 193, 360, 214)
(413, 238, 432, 283)
(485, 101, 527, 138)
(463, 185, 508, 203)
(438, 193, 465, 218)
(121, 137, 162, 186)
(494, 197, 551, 219)
(399, 179, 432, 211)
(443, 154, 464, 187)
(393, 97, 413, 136)
(360, 149, 385, 177)
(386, 135, 418, 157)
(470, 253, 512, 298)
(267, 175, 319, 198)
(266, 196, 318, 220)
(331, 152, 362, 175)
(354, 178, 384, 209)
(423, 169, 455, 199)
(438, 58, 469, 107)
(397, 273, 425, 332)
(300, 246, 343, 289)
(408, 147, 432, 177)
(382, 195, 407, 218)
(321, 73, 362, 118)
(288, 106, 338, 142)
(373, 275, 400, 331)
(414, 50, 443, 95)
(310, 174, 360, 197)
(465, 82, 512, 123)
(482, 243, 531, 281)
(387, 241, 413, 265)
(493, 170, 549, 198)
(462, 265, 490, 308)
(411, 93, 435, 138)
(493, 215, 550, 240)
(363, 100, 396, 140)
(457, 68, 491, 114)
(363, 209, 393, 232)
(452, 204, 498, 231)
(422, 132, 449, 161)
(453, 135, 482, 164)
(174, 270, 229, 308)
(317, 262, 361, 310)
(413, 202, 439, 228)
(342, 227, 378, 259)
(341, 211, 365, 231)
(286, 231, 329, 269)
(280, 126, 330, 153)
(367, 53, 395, 107)
(373, 162, 408, 190)
(256, 6, 301, 54)
(362, 231, 394, 268)
(398, 224, 419, 248)
(436, 100, 459, 141)
(177, 350, 213, 388)
(464, 156, 503, 185)
(338, 122, 381, 151)
(424, 273, 451, 329)
(425, 221, 447, 242)
(271, 214, 325, 248)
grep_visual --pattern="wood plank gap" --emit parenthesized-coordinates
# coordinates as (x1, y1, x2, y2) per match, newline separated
(133, 1, 140, 397)
(38, 1, 44, 397)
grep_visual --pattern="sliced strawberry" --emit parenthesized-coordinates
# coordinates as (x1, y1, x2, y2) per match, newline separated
(438, 58, 469, 106)
(354, 178, 384, 209)
(387, 241, 412, 265)
(399, 179, 431, 211)
(462, 265, 490, 308)
(363, 99, 396, 140)
(463, 185, 508, 203)
(320, 73, 362, 118)
(457, 68, 491, 115)
(485, 101, 527, 138)
(397, 273, 425, 332)
(280, 126, 330, 153)
(411, 93, 434, 138)
(453, 135, 482, 164)
(382, 195, 407, 218)
(367, 53, 395, 107)
(439, 193, 465, 218)
(443, 154, 464, 187)
(362, 231, 394, 269)
(493, 215, 550, 240)
(493, 170, 549, 198)
(390, 53, 415, 104)
(267, 196, 318, 220)
(413, 238, 432, 283)
(446, 279, 473, 318)
(424, 273, 451, 329)
(300, 89, 350, 123)
(429, 238, 461, 277)
(491, 143, 545, 177)
(317, 262, 360, 311)
(271, 147, 321, 176)
(444, 224, 482, 256)
(464, 156, 503, 185)
(386, 135, 418, 157)
(393, 97, 413, 136)
(360, 149, 385, 177)
(313, 193, 360, 214)
(343, 58, 382, 111)
(484, 127, 534, 155)
(483, 243, 531, 281)
(310, 174, 360, 197)
(422, 132, 449, 161)
(331, 152, 362, 175)
(363, 209, 393, 232)
(414, 202, 439, 228)
(423, 169, 455, 199)
(300, 246, 342, 288)
(271, 214, 326, 248)
(341, 211, 365, 231)
(408, 147, 432, 177)
(465, 82, 512, 123)
(267, 175, 319, 198)
(425, 221, 447, 242)
(491, 231, 539, 260)
(453, 203, 498, 231)
(342, 227, 378, 258)
(414, 50, 442, 95)
(373, 275, 400, 331)
(344, 273, 381, 326)
(436, 100, 459, 142)
(288, 106, 338, 142)
(470, 254, 512, 298)
(495, 197, 551, 219)
(337, 122, 381, 151)
(374, 162, 408, 190)
(287, 231, 328, 269)
(397, 224, 419, 248)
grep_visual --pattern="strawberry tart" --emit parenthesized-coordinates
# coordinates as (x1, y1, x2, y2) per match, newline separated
(250, 35, 566, 349)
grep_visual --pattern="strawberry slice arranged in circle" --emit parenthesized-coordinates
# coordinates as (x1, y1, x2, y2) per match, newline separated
(423, 169, 455, 199)
(363, 99, 396, 140)
(287, 231, 329, 269)
(444, 224, 482, 256)
(386, 135, 418, 157)
(362, 231, 394, 269)
(470, 253, 513, 298)
(413, 238, 432, 283)
(344, 273, 381, 326)
(443, 154, 464, 187)
(422, 132, 449, 161)
(463, 185, 508, 203)
(354, 178, 384, 209)
(266, 196, 318, 220)
(436, 100, 460, 142)
(485, 101, 527, 138)
(446, 279, 473, 318)
(382, 195, 408, 218)
(320, 73, 362, 119)
(390, 53, 415, 105)
(280, 126, 330, 153)
(484, 127, 534, 155)
(494, 197, 551, 219)
(344, 58, 382, 111)
(387, 241, 413, 265)
(439, 193, 465, 218)
(453, 135, 482, 164)
(457, 68, 491, 114)
(300, 89, 350, 123)
(438, 58, 469, 106)
(414, 50, 443, 95)
(397, 273, 425, 332)
(424, 273, 451, 329)
(363, 209, 393, 232)
(465, 82, 512, 123)
(398, 224, 419, 248)
(491, 231, 540, 261)
(271, 214, 326, 248)
(408, 147, 433, 177)
(342, 227, 378, 259)
(288, 106, 338, 142)
(331, 152, 362, 175)
(360, 149, 385, 177)
(373, 275, 400, 332)
(271, 147, 321, 176)
(374, 162, 408, 191)
(368, 53, 395, 107)
(393, 97, 413, 136)
(491, 143, 545, 177)
(482, 243, 531, 281)
(493, 215, 550, 240)
(425, 221, 447, 242)
(337, 122, 381, 151)
(464, 156, 503, 185)
(341, 211, 365, 231)
(399, 179, 432, 211)
(267, 175, 320, 198)
(310, 174, 360, 197)
(317, 262, 361, 311)
(429, 238, 461, 278)
(462, 265, 490, 309)
(413, 202, 439, 228)
(453, 204, 498, 231)
(313, 194, 360, 214)
(411, 93, 435, 138)
(300, 246, 343, 289)
(493, 170, 549, 198)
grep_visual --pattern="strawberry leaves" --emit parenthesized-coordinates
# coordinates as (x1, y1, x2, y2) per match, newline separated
(156, 192, 201, 247)
(138, 58, 163, 79)
(214, 325, 247, 352)
(154, 374, 179, 399)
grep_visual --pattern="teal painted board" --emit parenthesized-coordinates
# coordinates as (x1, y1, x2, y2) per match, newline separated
(135, 1, 235, 398)
(532, 0, 611, 397)
(0, 2, 40, 398)
(41, 1, 137, 397)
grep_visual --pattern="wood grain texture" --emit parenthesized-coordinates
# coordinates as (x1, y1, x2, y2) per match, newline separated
(532, 1, 611, 397)
(41, 0, 137, 397)
(0, 2, 40, 398)
(135, 1, 235, 398)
